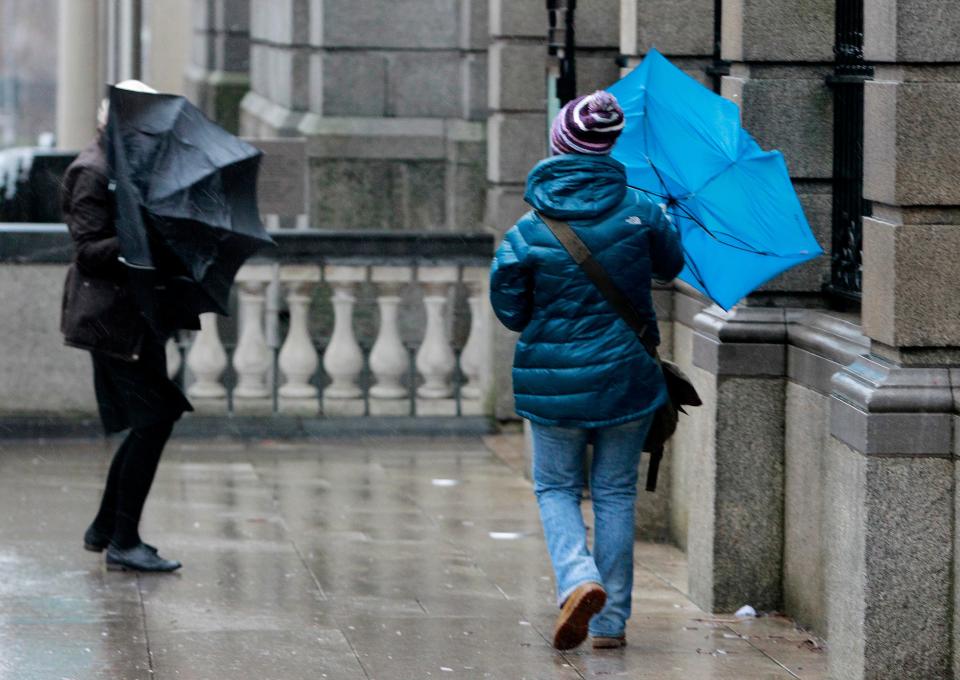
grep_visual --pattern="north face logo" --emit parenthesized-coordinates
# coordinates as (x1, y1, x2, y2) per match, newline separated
(626, 216, 643, 225)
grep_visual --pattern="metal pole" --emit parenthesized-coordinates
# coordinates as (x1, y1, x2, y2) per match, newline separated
(546, 0, 577, 106)
(707, 0, 730, 93)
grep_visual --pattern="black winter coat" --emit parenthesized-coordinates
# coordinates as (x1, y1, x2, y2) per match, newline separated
(60, 136, 145, 361)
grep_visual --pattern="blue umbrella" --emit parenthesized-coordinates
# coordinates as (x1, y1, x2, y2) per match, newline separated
(608, 49, 823, 310)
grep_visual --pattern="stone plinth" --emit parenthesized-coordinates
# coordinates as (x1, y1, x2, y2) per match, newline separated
(0, 265, 97, 416)
(686, 306, 788, 613)
(826, 358, 955, 680)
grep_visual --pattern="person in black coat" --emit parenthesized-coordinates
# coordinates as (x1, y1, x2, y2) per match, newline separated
(60, 80, 189, 573)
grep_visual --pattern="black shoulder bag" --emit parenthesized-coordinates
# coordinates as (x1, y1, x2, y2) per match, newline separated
(538, 213, 702, 492)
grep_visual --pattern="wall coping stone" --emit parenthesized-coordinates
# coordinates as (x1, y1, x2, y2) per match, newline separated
(241, 91, 305, 134)
(830, 355, 956, 456)
(692, 306, 788, 376)
(0, 415, 494, 440)
(673, 283, 711, 327)
(652, 283, 674, 322)
(832, 355, 955, 414)
(786, 310, 870, 395)
(0, 225, 494, 266)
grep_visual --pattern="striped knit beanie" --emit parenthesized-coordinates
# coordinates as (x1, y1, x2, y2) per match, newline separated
(550, 90, 625, 156)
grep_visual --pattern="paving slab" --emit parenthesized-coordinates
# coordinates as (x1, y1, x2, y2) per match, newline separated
(0, 436, 825, 680)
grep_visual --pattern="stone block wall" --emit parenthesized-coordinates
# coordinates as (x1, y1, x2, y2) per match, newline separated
(185, 0, 252, 133)
(241, 0, 487, 233)
(620, 0, 713, 82)
(783, 312, 868, 637)
(721, 0, 834, 298)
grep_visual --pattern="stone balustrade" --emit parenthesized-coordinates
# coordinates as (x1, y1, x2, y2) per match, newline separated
(0, 225, 494, 423)
(171, 260, 492, 419)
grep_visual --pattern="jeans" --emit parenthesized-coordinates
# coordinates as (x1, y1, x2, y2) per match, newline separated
(531, 416, 653, 638)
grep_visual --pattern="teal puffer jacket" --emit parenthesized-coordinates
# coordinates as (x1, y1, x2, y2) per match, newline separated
(490, 154, 684, 429)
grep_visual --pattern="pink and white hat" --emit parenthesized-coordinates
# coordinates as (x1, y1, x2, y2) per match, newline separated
(550, 90, 625, 156)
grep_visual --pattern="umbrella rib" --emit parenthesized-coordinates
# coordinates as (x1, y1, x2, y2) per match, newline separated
(149, 153, 258, 202)
(628, 184, 779, 257)
(646, 158, 673, 200)
(639, 99, 673, 198)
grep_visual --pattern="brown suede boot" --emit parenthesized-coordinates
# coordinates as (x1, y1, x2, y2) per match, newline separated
(592, 635, 627, 649)
(553, 582, 607, 650)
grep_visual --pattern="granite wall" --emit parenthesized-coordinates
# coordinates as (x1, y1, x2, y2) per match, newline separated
(240, 0, 487, 234)
(185, 0, 251, 133)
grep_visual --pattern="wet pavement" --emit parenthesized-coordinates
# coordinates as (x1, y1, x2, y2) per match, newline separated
(0, 436, 826, 679)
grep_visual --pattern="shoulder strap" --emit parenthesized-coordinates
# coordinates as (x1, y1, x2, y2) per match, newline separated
(538, 212, 657, 357)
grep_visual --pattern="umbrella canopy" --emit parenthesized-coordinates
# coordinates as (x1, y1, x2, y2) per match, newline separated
(608, 49, 823, 310)
(105, 85, 274, 332)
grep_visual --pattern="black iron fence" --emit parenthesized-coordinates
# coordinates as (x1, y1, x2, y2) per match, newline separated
(826, 0, 872, 306)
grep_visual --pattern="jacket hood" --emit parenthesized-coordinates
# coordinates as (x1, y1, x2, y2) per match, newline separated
(524, 154, 628, 221)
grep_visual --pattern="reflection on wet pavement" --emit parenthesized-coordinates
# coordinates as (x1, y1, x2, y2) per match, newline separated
(0, 437, 826, 679)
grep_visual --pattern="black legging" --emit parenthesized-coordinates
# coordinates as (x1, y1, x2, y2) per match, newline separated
(91, 420, 175, 549)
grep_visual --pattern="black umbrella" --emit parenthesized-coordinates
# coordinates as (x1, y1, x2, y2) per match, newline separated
(105, 85, 274, 334)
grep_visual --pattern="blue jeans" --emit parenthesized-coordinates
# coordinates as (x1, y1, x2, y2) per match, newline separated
(530, 416, 653, 638)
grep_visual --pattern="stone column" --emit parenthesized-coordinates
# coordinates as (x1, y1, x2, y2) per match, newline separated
(278, 265, 322, 415)
(369, 266, 414, 416)
(821, 5, 960, 679)
(321, 265, 365, 417)
(459, 266, 493, 416)
(232, 264, 274, 414)
(185, 312, 229, 413)
(415, 266, 458, 416)
(145, 0, 192, 95)
(56, 0, 101, 149)
(186, 0, 250, 133)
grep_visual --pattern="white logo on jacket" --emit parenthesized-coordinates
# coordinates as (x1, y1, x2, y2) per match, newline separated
(626, 216, 643, 225)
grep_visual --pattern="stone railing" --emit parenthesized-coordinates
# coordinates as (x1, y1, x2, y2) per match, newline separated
(177, 261, 491, 418)
(1, 226, 495, 423)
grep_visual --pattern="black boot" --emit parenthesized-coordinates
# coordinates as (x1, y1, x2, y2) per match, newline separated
(105, 543, 181, 572)
(84, 524, 157, 554)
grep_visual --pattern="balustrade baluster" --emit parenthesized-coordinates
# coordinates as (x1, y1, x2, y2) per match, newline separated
(369, 266, 413, 416)
(415, 266, 458, 416)
(232, 265, 274, 413)
(165, 336, 182, 381)
(459, 266, 490, 415)
(321, 265, 366, 416)
(185, 312, 228, 412)
(277, 265, 321, 414)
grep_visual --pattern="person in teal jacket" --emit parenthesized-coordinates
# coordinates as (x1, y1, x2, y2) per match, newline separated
(490, 90, 683, 651)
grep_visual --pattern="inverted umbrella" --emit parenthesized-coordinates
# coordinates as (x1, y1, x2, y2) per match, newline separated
(607, 49, 823, 310)
(105, 85, 274, 333)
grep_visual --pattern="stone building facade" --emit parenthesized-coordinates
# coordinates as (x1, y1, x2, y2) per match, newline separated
(40, 1, 960, 678)
(242, 3, 960, 678)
